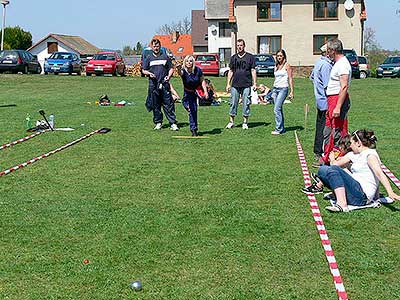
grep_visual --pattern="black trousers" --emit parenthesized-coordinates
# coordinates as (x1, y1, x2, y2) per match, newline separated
(149, 83, 176, 125)
(314, 109, 326, 156)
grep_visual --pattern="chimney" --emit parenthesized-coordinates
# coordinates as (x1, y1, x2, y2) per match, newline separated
(171, 31, 180, 43)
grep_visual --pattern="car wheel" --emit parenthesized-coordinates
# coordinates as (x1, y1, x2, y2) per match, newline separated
(44, 72, 48, 75)
(37, 65, 42, 74)
(113, 68, 119, 77)
(86, 72, 92, 76)
(359, 71, 367, 79)
(24, 65, 29, 74)
(77, 68, 81, 76)
(54, 72, 59, 75)
(120, 67, 126, 77)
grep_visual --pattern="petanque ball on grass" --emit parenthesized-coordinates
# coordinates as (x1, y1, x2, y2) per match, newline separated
(130, 281, 142, 291)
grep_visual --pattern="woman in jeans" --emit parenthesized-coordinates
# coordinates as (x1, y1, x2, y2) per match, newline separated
(304, 129, 400, 212)
(271, 49, 294, 135)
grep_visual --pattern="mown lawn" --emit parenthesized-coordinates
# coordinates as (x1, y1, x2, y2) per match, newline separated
(0, 74, 399, 300)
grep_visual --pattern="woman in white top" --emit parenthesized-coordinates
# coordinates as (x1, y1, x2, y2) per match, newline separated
(315, 129, 400, 212)
(271, 49, 294, 135)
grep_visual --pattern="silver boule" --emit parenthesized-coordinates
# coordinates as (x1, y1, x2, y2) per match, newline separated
(130, 281, 142, 291)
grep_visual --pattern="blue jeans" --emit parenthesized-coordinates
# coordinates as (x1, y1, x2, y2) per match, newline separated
(182, 91, 198, 131)
(318, 165, 368, 206)
(229, 86, 251, 117)
(271, 87, 288, 133)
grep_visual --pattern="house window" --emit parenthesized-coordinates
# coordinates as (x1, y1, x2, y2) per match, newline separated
(47, 42, 58, 54)
(258, 36, 281, 54)
(219, 48, 232, 65)
(313, 34, 338, 54)
(219, 22, 232, 38)
(314, 0, 338, 20)
(257, 2, 282, 21)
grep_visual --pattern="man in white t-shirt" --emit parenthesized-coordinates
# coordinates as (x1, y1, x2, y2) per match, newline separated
(322, 39, 351, 164)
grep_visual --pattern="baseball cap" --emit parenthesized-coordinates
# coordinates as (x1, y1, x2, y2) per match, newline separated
(320, 44, 327, 52)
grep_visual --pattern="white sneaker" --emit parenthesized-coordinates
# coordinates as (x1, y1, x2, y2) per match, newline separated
(225, 122, 234, 129)
(242, 123, 248, 130)
(170, 123, 179, 131)
(284, 99, 292, 104)
(154, 123, 162, 130)
(271, 130, 281, 135)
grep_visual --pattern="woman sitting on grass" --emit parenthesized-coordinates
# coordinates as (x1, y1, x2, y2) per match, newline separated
(303, 129, 400, 212)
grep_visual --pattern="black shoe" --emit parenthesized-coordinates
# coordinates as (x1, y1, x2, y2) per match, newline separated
(311, 173, 322, 185)
(301, 184, 323, 195)
(191, 130, 198, 137)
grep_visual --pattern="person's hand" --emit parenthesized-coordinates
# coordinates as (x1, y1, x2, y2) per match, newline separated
(388, 191, 400, 201)
(148, 72, 156, 79)
(226, 84, 231, 93)
(252, 84, 258, 91)
(328, 151, 336, 162)
(333, 106, 341, 118)
(204, 91, 209, 100)
(289, 91, 294, 100)
(164, 76, 170, 82)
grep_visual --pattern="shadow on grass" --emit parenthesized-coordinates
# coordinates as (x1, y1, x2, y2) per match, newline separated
(162, 122, 189, 129)
(382, 204, 400, 212)
(248, 122, 271, 128)
(285, 125, 304, 132)
(199, 128, 223, 136)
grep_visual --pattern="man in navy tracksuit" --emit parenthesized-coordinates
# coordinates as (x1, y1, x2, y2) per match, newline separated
(142, 39, 179, 131)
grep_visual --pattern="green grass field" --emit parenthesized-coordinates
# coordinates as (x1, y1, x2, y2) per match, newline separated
(0, 74, 399, 300)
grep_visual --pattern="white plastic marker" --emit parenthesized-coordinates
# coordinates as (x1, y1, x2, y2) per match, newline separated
(0, 130, 49, 151)
(0, 128, 110, 177)
(294, 131, 348, 300)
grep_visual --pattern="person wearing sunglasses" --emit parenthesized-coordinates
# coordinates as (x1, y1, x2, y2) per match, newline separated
(303, 129, 400, 212)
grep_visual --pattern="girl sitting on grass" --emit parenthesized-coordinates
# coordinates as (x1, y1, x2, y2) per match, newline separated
(302, 129, 400, 212)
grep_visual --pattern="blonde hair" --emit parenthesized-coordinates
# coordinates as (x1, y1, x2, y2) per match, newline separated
(183, 55, 195, 74)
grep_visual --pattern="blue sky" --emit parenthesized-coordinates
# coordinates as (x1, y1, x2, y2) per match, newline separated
(4, 0, 400, 50)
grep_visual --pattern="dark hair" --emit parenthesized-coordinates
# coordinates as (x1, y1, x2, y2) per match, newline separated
(151, 39, 161, 46)
(237, 39, 245, 46)
(338, 134, 352, 154)
(275, 49, 287, 67)
(204, 78, 211, 84)
(352, 129, 378, 149)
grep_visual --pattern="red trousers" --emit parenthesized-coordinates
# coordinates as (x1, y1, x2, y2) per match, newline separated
(322, 94, 350, 163)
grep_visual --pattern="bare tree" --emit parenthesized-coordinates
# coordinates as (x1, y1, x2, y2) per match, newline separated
(157, 17, 191, 34)
(364, 27, 380, 52)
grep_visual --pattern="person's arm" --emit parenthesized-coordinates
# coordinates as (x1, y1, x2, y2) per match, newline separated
(330, 151, 351, 167)
(200, 76, 209, 99)
(287, 64, 294, 99)
(368, 155, 400, 201)
(333, 73, 349, 118)
(251, 68, 257, 91)
(169, 84, 180, 100)
(226, 70, 233, 92)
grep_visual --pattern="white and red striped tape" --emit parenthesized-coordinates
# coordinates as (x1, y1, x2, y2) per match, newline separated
(294, 131, 348, 300)
(0, 130, 49, 151)
(381, 164, 400, 190)
(0, 129, 101, 177)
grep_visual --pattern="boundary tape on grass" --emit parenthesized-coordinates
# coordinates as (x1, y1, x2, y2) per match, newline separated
(294, 131, 348, 300)
(0, 129, 101, 177)
(0, 130, 49, 151)
(381, 164, 400, 190)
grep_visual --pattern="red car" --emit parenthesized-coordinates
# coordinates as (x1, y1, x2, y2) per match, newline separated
(86, 51, 125, 76)
(194, 53, 220, 76)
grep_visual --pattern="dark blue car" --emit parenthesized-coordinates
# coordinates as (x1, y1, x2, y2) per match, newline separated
(44, 52, 81, 75)
(254, 54, 275, 77)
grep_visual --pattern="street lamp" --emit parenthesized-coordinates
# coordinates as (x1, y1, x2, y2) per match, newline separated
(1, 0, 10, 51)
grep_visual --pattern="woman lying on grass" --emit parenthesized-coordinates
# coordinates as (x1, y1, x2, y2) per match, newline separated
(302, 129, 400, 212)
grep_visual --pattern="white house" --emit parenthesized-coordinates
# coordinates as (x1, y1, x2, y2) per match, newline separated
(27, 33, 99, 73)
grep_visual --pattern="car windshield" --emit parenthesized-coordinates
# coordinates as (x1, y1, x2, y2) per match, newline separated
(0, 50, 18, 58)
(94, 54, 115, 61)
(255, 55, 274, 63)
(196, 55, 216, 61)
(346, 54, 357, 62)
(358, 57, 367, 64)
(49, 53, 72, 60)
(383, 57, 400, 64)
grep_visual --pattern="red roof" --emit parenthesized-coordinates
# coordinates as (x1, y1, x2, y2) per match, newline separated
(152, 33, 193, 58)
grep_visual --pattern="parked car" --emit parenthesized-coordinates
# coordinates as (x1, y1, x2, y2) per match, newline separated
(44, 52, 81, 75)
(254, 54, 275, 77)
(0, 50, 41, 74)
(357, 56, 370, 79)
(343, 49, 360, 79)
(86, 51, 125, 76)
(219, 66, 230, 77)
(194, 53, 220, 76)
(376, 56, 400, 78)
